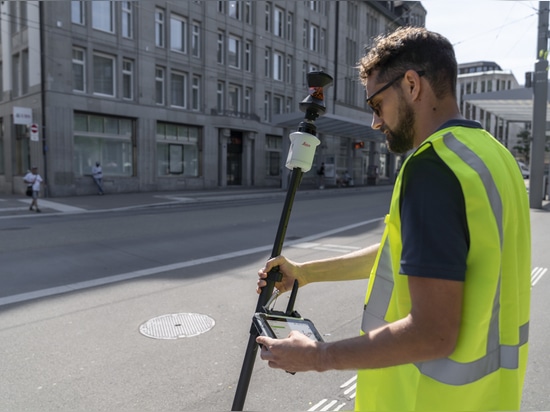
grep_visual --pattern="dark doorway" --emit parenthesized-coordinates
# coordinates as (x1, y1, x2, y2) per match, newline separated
(227, 131, 243, 185)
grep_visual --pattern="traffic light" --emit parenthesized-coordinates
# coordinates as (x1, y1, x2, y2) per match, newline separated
(353, 141, 364, 149)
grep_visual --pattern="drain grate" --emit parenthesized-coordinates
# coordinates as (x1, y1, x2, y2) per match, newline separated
(139, 313, 215, 339)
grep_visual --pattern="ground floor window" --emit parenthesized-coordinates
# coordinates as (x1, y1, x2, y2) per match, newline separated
(73, 113, 135, 177)
(14, 124, 30, 175)
(156, 122, 200, 176)
(0, 119, 5, 174)
(265, 134, 282, 176)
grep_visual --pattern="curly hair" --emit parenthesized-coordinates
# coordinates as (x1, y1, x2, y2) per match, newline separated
(358, 27, 457, 100)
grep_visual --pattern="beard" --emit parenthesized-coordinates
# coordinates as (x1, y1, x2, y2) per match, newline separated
(382, 99, 415, 154)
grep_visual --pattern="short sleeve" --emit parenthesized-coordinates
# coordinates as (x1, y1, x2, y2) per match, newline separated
(399, 145, 469, 281)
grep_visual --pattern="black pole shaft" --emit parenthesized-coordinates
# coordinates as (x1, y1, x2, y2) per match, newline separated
(231, 167, 303, 411)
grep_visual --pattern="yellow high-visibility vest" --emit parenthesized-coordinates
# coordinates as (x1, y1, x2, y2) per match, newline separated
(356, 126, 531, 411)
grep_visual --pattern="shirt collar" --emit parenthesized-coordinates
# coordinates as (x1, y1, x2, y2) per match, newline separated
(436, 119, 482, 133)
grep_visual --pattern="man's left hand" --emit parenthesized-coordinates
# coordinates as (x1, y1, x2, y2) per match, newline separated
(256, 330, 325, 373)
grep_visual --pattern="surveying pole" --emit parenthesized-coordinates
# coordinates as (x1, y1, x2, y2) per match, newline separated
(530, 1, 549, 208)
(231, 72, 333, 411)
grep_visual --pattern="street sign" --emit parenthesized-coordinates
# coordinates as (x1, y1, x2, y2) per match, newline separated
(13, 106, 32, 125)
(30, 123, 39, 141)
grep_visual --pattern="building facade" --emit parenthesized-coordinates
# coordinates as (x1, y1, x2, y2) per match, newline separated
(0, 1, 425, 197)
(457, 61, 523, 151)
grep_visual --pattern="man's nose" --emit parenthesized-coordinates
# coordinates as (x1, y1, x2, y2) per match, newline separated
(371, 113, 383, 130)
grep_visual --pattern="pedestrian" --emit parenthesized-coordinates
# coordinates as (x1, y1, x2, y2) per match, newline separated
(317, 162, 325, 189)
(256, 27, 531, 411)
(24, 166, 44, 213)
(92, 161, 105, 195)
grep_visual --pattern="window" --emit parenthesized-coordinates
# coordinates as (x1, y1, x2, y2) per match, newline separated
(264, 92, 271, 122)
(244, 87, 252, 113)
(244, 1, 252, 24)
(265, 135, 282, 177)
(244, 41, 252, 72)
(191, 75, 200, 111)
(191, 22, 200, 57)
(71, 1, 85, 25)
(286, 12, 293, 41)
(273, 95, 283, 114)
(265, 3, 271, 31)
(21, 50, 29, 95)
(155, 8, 165, 47)
(73, 113, 135, 177)
(274, 7, 283, 37)
(93, 53, 115, 96)
(286, 97, 293, 113)
(217, 31, 225, 64)
(170, 14, 187, 53)
(12, 55, 20, 98)
(217, 81, 225, 112)
(346, 38, 357, 65)
(309, 24, 318, 51)
(0, 63, 3, 101)
(92, 1, 114, 33)
(122, 59, 133, 100)
(273, 52, 283, 81)
(347, 2, 358, 28)
(10, 2, 27, 33)
(264, 47, 271, 77)
(229, 1, 240, 19)
(171, 71, 187, 108)
(228, 35, 241, 69)
(320, 28, 326, 55)
(121, 1, 133, 38)
(228, 84, 241, 112)
(0, 119, 4, 174)
(155, 67, 165, 105)
(156, 122, 201, 177)
(303, 21, 308, 48)
(73, 48, 86, 92)
(286, 56, 293, 84)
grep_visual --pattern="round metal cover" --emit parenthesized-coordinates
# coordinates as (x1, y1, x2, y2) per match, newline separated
(139, 313, 215, 339)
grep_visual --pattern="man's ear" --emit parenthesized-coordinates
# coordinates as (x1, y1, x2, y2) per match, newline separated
(404, 70, 422, 101)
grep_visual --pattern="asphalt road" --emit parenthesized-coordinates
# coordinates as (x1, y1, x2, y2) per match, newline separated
(0, 187, 548, 411)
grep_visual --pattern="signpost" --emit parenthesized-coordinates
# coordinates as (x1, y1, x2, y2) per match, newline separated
(30, 123, 40, 142)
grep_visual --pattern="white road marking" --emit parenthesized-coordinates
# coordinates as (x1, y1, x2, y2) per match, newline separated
(291, 242, 361, 253)
(0, 218, 383, 307)
(18, 198, 86, 212)
(308, 399, 329, 411)
(532, 267, 547, 286)
(320, 400, 338, 411)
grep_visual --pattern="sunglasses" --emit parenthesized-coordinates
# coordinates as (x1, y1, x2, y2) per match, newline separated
(366, 70, 425, 114)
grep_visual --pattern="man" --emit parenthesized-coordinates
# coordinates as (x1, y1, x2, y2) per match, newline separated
(256, 27, 531, 411)
(24, 166, 44, 213)
(92, 161, 105, 195)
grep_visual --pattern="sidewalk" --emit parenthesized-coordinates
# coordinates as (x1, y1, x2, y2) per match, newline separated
(1, 179, 546, 220)
(0, 185, 389, 219)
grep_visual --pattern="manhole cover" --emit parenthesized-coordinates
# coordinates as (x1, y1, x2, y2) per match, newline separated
(139, 313, 215, 339)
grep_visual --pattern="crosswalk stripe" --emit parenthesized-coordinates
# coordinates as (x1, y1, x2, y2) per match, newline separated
(532, 267, 547, 286)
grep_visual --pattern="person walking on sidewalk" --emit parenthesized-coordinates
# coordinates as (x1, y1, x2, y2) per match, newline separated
(24, 166, 44, 213)
(91, 161, 105, 195)
(256, 26, 531, 411)
(317, 162, 325, 189)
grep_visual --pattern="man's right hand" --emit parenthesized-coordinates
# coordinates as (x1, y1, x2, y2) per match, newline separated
(257, 255, 304, 294)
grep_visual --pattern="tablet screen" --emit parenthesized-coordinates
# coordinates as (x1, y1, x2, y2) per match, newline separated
(267, 317, 318, 340)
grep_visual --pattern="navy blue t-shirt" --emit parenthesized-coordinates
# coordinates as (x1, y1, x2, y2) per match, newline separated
(399, 120, 479, 282)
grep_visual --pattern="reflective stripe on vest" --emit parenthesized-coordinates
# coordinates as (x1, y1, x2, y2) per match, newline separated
(361, 132, 529, 386)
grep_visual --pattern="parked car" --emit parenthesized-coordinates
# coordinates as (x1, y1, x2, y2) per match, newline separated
(517, 161, 529, 179)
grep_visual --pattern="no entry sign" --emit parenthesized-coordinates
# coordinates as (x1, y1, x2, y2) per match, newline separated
(30, 123, 39, 141)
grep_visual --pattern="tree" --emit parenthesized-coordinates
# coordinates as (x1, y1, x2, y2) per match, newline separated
(513, 129, 531, 164)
